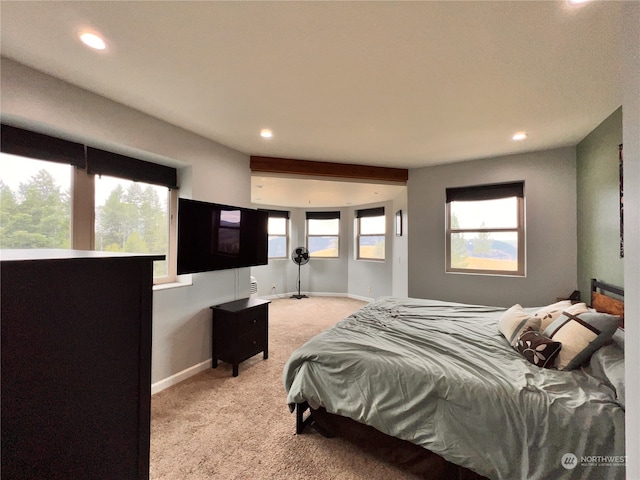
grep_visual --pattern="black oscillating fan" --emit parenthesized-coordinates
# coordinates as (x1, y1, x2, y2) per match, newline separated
(291, 246, 310, 299)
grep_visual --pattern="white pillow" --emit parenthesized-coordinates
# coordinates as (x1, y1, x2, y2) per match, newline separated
(533, 301, 588, 331)
(498, 304, 541, 346)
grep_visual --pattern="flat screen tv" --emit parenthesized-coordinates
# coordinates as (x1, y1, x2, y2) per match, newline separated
(177, 198, 268, 274)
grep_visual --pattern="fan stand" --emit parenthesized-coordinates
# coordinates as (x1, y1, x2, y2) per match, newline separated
(291, 260, 308, 299)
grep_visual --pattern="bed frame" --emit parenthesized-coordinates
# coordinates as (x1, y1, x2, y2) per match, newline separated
(591, 278, 625, 328)
(293, 282, 625, 479)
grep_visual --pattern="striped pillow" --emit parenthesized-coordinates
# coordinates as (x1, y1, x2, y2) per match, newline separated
(533, 301, 588, 331)
(543, 311, 620, 370)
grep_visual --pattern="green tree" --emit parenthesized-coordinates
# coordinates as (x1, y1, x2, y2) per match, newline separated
(450, 213, 468, 267)
(0, 170, 70, 248)
(473, 222, 492, 257)
(124, 231, 149, 253)
(373, 238, 385, 259)
(138, 186, 167, 255)
(103, 242, 122, 252)
(97, 185, 137, 250)
(95, 182, 167, 277)
(0, 180, 18, 244)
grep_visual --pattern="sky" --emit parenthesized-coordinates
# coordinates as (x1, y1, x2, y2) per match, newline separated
(451, 197, 518, 229)
(0, 153, 70, 191)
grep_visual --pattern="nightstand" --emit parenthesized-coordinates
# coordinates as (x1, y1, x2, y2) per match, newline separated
(210, 298, 270, 377)
(556, 290, 581, 304)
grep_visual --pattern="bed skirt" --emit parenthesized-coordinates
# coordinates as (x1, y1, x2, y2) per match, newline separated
(309, 407, 489, 480)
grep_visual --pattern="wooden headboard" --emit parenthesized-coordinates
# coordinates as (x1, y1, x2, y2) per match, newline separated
(591, 278, 624, 329)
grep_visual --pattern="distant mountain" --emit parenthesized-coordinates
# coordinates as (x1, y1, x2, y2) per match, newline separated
(465, 239, 517, 260)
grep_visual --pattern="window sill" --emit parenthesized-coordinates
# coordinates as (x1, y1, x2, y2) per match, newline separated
(153, 276, 193, 291)
(446, 270, 525, 278)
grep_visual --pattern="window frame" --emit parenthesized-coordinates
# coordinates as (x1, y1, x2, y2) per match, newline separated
(445, 182, 525, 277)
(1, 124, 179, 285)
(150, 187, 178, 284)
(266, 209, 289, 259)
(306, 211, 340, 258)
(93, 174, 177, 283)
(356, 207, 386, 261)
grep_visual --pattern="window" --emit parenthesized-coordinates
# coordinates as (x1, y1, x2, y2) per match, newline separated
(1, 124, 179, 284)
(266, 209, 289, 258)
(446, 182, 525, 276)
(356, 207, 385, 260)
(87, 147, 178, 283)
(95, 175, 173, 278)
(306, 211, 340, 257)
(0, 153, 72, 248)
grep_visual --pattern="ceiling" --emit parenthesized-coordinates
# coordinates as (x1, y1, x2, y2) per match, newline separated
(0, 1, 625, 207)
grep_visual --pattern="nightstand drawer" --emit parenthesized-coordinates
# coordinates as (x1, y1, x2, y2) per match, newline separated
(237, 307, 267, 333)
(236, 328, 267, 358)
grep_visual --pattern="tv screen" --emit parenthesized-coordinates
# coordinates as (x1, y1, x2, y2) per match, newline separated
(177, 198, 268, 274)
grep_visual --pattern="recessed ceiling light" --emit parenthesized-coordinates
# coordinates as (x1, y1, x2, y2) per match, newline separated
(260, 129, 273, 139)
(79, 32, 107, 51)
(512, 131, 527, 141)
(567, 0, 590, 5)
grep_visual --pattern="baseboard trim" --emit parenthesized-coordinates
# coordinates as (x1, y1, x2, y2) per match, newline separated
(347, 293, 374, 302)
(262, 292, 373, 301)
(151, 359, 211, 395)
(301, 291, 348, 298)
(262, 291, 295, 300)
(151, 294, 374, 394)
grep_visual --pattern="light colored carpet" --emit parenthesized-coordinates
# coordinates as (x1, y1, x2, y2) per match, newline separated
(150, 296, 424, 480)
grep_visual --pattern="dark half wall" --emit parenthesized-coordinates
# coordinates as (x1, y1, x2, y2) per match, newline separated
(576, 107, 624, 301)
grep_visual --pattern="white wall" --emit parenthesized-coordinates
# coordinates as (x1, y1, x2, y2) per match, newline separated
(252, 201, 403, 301)
(407, 147, 578, 308)
(250, 206, 305, 297)
(302, 208, 350, 295)
(621, 1, 640, 475)
(391, 190, 409, 297)
(251, 254, 293, 298)
(1, 58, 253, 388)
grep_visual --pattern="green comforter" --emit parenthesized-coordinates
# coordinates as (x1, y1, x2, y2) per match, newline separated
(283, 297, 625, 480)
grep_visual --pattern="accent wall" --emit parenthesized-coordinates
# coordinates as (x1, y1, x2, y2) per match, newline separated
(576, 107, 624, 301)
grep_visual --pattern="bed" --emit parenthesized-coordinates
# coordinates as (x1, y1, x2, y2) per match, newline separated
(283, 279, 625, 480)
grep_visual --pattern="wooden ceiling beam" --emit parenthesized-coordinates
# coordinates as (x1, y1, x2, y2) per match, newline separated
(250, 156, 408, 183)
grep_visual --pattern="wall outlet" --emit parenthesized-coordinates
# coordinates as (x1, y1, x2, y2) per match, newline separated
(368, 286, 372, 293)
